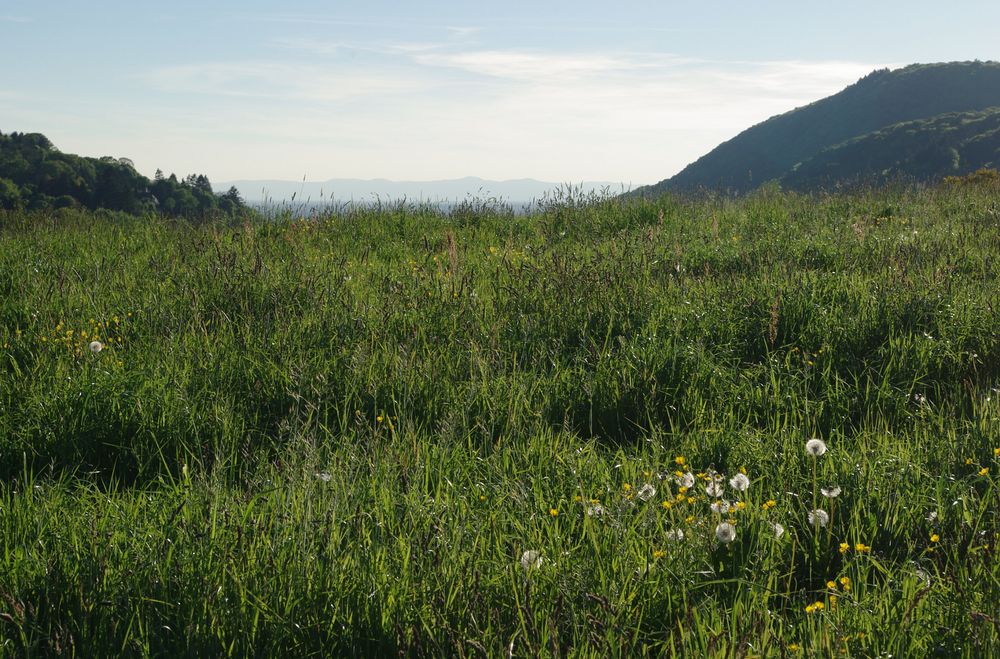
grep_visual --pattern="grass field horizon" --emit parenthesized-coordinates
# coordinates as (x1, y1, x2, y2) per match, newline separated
(2, 179, 1000, 656)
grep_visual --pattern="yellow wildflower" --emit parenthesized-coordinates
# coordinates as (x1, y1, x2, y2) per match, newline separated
(930, 533, 939, 543)
(549, 508, 559, 517)
(979, 467, 990, 477)
(839, 542, 850, 554)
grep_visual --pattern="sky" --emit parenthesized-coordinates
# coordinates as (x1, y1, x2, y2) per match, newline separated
(2, 1, 999, 186)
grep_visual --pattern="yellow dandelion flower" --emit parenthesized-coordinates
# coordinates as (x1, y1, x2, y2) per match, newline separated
(549, 508, 559, 517)
(839, 576, 851, 587)
(686, 496, 696, 505)
(678, 486, 688, 494)
(735, 501, 747, 511)
(685, 515, 694, 524)
(965, 458, 974, 465)
(839, 542, 850, 554)
(652, 549, 666, 559)
(623, 482, 632, 492)
(675, 456, 686, 466)
(930, 533, 939, 543)
(826, 580, 837, 590)
(979, 467, 989, 476)
(661, 501, 672, 509)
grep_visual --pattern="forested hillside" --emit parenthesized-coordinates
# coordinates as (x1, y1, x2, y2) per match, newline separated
(634, 61, 1000, 194)
(0, 131, 246, 217)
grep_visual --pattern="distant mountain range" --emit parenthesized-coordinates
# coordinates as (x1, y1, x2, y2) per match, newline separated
(634, 60, 1000, 195)
(216, 177, 630, 206)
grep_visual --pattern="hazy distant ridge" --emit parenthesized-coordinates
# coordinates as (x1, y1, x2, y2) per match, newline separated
(216, 176, 630, 204)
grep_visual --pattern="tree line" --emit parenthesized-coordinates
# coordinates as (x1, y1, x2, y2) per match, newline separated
(0, 131, 247, 217)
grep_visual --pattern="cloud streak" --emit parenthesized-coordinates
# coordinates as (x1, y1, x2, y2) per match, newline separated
(134, 42, 889, 181)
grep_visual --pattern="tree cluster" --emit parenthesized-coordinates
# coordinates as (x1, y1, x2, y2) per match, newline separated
(0, 131, 246, 217)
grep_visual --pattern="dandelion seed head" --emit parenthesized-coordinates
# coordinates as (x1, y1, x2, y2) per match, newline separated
(637, 483, 657, 501)
(88, 340, 103, 353)
(821, 485, 842, 498)
(710, 499, 731, 514)
(315, 472, 332, 482)
(705, 481, 724, 498)
(808, 509, 830, 527)
(772, 522, 785, 538)
(666, 528, 684, 541)
(729, 473, 750, 492)
(805, 438, 827, 457)
(715, 522, 736, 543)
(519, 550, 543, 570)
(676, 471, 695, 489)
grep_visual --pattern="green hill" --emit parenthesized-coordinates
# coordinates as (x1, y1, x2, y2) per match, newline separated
(635, 61, 1000, 195)
(782, 107, 1000, 189)
(0, 131, 246, 217)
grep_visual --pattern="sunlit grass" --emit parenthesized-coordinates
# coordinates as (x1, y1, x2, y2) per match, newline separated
(1, 183, 999, 656)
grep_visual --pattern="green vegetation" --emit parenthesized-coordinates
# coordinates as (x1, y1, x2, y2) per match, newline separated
(635, 60, 1000, 194)
(784, 109, 1000, 189)
(0, 132, 246, 217)
(2, 182, 1000, 656)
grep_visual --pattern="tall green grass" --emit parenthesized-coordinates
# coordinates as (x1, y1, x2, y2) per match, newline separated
(1, 184, 999, 656)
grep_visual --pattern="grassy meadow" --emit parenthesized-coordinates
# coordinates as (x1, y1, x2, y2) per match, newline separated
(1, 182, 1000, 656)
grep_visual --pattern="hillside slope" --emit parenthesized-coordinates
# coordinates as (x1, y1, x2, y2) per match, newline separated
(635, 60, 1000, 194)
(782, 107, 1000, 189)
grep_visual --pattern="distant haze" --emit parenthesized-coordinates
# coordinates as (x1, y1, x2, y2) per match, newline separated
(216, 177, 630, 206)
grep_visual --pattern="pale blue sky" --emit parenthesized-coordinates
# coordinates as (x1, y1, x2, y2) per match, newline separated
(3, 1, 998, 185)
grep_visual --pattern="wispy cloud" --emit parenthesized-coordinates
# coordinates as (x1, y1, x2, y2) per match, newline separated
(135, 38, 889, 181)
(445, 26, 481, 40)
(143, 61, 425, 102)
(0, 15, 32, 23)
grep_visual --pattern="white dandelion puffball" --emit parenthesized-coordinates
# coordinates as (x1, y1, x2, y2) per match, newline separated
(729, 473, 750, 492)
(710, 499, 731, 514)
(315, 471, 332, 482)
(666, 528, 685, 541)
(88, 340, 103, 353)
(637, 483, 657, 502)
(715, 522, 736, 543)
(772, 522, 785, 539)
(705, 481, 725, 498)
(808, 509, 830, 528)
(805, 438, 827, 457)
(520, 550, 544, 570)
(676, 472, 695, 489)
(586, 504, 604, 517)
(821, 485, 842, 498)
